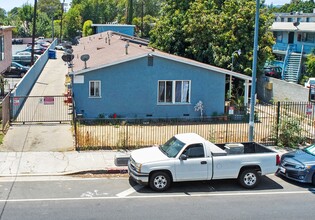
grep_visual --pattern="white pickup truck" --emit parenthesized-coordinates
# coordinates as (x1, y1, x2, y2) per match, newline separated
(128, 133, 280, 191)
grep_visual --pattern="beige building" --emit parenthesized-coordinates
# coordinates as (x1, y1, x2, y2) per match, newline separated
(0, 26, 14, 75)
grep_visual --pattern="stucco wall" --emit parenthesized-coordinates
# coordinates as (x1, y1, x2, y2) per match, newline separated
(73, 56, 226, 118)
(257, 75, 309, 103)
(0, 28, 12, 74)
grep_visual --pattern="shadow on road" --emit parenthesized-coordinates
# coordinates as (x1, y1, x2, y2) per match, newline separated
(130, 175, 284, 194)
(275, 174, 315, 194)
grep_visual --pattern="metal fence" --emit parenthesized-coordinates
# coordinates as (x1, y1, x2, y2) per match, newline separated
(74, 101, 315, 150)
(11, 95, 72, 123)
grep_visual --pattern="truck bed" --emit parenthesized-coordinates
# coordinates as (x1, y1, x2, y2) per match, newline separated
(215, 142, 274, 155)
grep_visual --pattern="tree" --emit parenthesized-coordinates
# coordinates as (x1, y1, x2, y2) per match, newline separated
(17, 4, 34, 37)
(63, 5, 82, 41)
(83, 20, 93, 37)
(270, 0, 315, 13)
(150, 0, 274, 76)
(305, 53, 315, 77)
(149, 0, 194, 55)
(38, 0, 61, 15)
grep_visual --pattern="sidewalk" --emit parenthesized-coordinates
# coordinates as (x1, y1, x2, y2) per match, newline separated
(0, 150, 129, 177)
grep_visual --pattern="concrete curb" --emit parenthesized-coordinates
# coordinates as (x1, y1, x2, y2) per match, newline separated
(0, 167, 129, 178)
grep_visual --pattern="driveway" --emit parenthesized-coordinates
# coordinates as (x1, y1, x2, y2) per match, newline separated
(0, 50, 74, 152)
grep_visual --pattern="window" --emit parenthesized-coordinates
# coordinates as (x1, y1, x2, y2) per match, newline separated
(274, 32, 283, 43)
(0, 35, 4, 61)
(281, 18, 284, 22)
(306, 17, 310, 22)
(182, 144, 205, 158)
(305, 33, 315, 43)
(89, 81, 101, 97)
(288, 18, 293, 22)
(158, 80, 190, 104)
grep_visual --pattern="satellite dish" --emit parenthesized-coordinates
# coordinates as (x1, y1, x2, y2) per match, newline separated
(80, 54, 90, 62)
(80, 54, 90, 69)
(62, 54, 74, 63)
(65, 48, 73, 54)
(64, 44, 72, 49)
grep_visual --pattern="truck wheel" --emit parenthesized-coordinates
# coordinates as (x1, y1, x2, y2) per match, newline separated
(238, 169, 260, 189)
(149, 171, 171, 192)
(312, 174, 315, 186)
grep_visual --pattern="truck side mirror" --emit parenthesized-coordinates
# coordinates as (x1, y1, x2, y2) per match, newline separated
(180, 154, 188, 160)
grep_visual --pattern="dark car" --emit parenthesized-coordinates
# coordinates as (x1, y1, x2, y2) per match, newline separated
(264, 66, 282, 79)
(276, 145, 315, 185)
(2, 62, 30, 78)
(12, 38, 23, 44)
(12, 54, 38, 66)
(20, 45, 46, 55)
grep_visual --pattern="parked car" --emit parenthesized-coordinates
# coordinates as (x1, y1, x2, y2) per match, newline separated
(12, 54, 38, 66)
(15, 51, 32, 56)
(264, 66, 282, 79)
(55, 43, 65, 50)
(277, 145, 315, 185)
(128, 133, 280, 191)
(19, 45, 46, 55)
(2, 62, 30, 78)
(12, 38, 23, 44)
(304, 78, 315, 88)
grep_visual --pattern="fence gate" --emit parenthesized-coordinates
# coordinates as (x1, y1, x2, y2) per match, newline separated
(10, 95, 72, 123)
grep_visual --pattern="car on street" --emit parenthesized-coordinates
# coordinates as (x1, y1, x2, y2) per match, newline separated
(277, 144, 315, 185)
(2, 62, 30, 78)
(304, 77, 315, 88)
(264, 66, 282, 79)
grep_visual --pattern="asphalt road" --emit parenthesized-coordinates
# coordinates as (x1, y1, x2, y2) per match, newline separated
(0, 174, 314, 220)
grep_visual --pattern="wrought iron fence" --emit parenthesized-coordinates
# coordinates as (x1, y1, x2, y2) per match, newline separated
(74, 101, 315, 150)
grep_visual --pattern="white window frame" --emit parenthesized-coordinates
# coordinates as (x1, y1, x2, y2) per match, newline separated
(89, 80, 101, 98)
(157, 80, 191, 104)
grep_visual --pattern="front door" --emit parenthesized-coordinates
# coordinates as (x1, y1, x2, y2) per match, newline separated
(174, 144, 210, 181)
(288, 32, 294, 44)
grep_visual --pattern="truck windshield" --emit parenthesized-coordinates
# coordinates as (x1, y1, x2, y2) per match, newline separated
(303, 145, 315, 156)
(159, 137, 185, 158)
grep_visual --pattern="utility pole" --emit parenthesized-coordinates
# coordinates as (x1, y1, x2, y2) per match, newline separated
(31, 0, 37, 65)
(249, 0, 260, 142)
(60, 0, 65, 42)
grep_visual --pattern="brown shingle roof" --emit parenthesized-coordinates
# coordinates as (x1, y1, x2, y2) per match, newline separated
(72, 32, 153, 72)
(71, 31, 251, 81)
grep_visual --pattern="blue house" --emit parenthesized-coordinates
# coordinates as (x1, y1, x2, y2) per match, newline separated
(71, 32, 251, 119)
(92, 23, 135, 36)
(270, 12, 315, 82)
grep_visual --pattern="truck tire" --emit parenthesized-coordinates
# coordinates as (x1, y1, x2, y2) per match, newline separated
(149, 171, 171, 192)
(238, 169, 260, 189)
(312, 174, 315, 186)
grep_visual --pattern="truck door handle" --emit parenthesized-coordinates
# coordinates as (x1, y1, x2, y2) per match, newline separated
(201, 161, 207, 164)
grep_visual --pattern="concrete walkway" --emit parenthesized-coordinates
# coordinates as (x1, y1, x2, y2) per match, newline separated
(0, 150, 129, 177)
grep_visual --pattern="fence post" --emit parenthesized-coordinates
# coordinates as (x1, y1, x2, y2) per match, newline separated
(126, 124, 128, 149)
(276, 101, 281, 146)
(74, 117, 79, 151)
